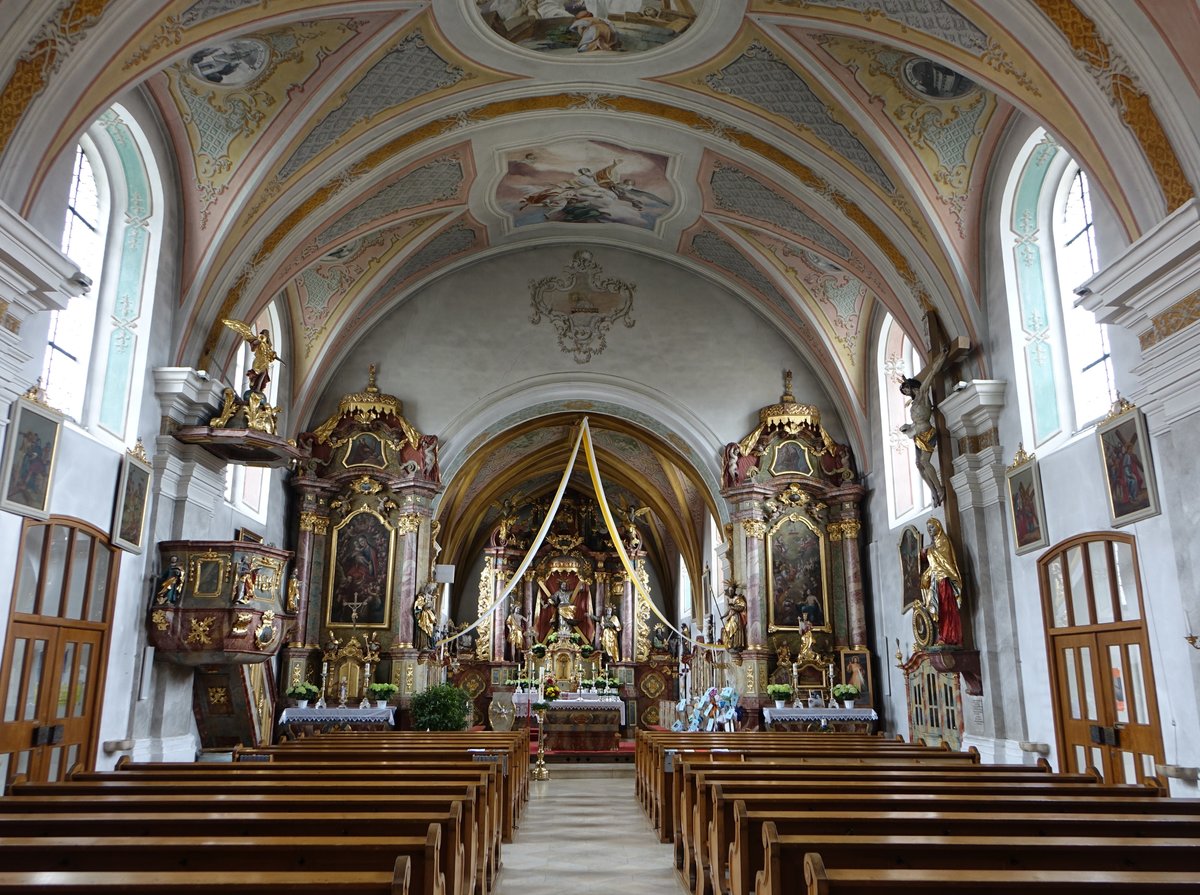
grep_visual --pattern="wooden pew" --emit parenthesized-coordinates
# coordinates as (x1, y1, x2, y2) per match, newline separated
(799, 850, 1200, 894)
(688, 770, 1137, 895)
(680, 758, 1058, 883)
(0, 808, 466, 895)
(0, 856, 410, 894)
(656, 741, 970, 844)
(729, 802, 1200, 895)
(14, 772, 492, 892)
(90, 762, 490, 893)
(0, 790, 484, 895)
(238, 741, 524, 840)
(0, 829, 444, 895)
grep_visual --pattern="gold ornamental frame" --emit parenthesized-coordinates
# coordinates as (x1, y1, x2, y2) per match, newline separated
(765, 511, 829, 634)
(325, 506, 396, 628)
(190, 552, 230, 598)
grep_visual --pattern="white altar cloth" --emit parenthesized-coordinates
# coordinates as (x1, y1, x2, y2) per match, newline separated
(279, 706, 395, 725)
(762, 707, 878, 724)
(512, 691, 626, 725)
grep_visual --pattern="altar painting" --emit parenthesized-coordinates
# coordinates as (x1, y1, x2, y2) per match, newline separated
(766, 514, 827, 633)
(497, 139, 673, 230)
(328, 509, 394, 627)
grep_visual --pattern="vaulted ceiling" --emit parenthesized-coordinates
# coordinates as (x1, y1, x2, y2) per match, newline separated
(1, 1, 1195, 608)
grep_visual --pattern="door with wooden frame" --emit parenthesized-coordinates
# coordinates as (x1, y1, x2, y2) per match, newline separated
(1038, 533, 1164, 785)
(0, 519, 117, 786)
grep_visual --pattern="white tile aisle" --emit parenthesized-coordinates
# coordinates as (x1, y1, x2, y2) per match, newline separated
(496, 765, 684, 895)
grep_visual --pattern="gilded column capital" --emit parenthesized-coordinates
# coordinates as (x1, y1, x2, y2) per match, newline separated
(839, 519, 861, 540)
(395, 513, 422, 534)
(827, 522, 844, 542)
(299, 511, 329, 536)
(741, 519, 767, 540)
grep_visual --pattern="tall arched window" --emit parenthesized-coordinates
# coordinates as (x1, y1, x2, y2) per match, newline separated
(878, 313, 931, 523)
(1001, 130, 1115, 447)
(40, 106, 163, 446)
(43, 141, 107, 420)
(1054, 165, 1114, 427)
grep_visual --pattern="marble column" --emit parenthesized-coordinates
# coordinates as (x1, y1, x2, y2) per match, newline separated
(828, 485, 867, 647)
(721, 482, 773, 647)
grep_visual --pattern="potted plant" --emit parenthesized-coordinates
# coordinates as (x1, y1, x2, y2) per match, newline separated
(285, 681, 320, 708)
(831, 683, 860, 708)
(530, 643, 547, 659)
(411, 683, 470, 731)
(578, 677, 595, 692)
(766, 683, 793, 709)
(579, 644, 595, 659)
(367, 682, 399, 708)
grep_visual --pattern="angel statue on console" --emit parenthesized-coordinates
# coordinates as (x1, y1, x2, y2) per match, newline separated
(222, 318, 281, 395)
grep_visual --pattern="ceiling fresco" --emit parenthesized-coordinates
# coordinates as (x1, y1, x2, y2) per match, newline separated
(497, 139, 674, 230)
(478, 0, 705, 56)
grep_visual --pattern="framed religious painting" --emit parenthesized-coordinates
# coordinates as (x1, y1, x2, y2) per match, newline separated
(342, 432, 387, 470)
(111, 442, 152, 553)
(234, 526, 263, 544)
(897, 525, 923, 614)
(839, 647, 873, 707)
(1096, 400, 1160, 527)
(1005, 446, 1049, 554)
(765, 512, 828, 633)
(0, 392, 64, 520)
(327, 507, 394, 628)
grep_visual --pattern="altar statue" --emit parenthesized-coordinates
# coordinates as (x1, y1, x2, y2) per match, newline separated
(414, 581, 438, 649)
(720, 584, 747, 652)
(506, 606, 527, 662)
(551, 579, 578, 637)
(920, 517, 963, 647)
(598, 604, 622, 662)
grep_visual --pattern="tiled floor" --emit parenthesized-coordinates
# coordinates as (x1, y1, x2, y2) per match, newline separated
(497, 765, 684, 895)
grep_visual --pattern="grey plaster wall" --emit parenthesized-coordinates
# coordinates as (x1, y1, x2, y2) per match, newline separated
(309, 243, 848, 454)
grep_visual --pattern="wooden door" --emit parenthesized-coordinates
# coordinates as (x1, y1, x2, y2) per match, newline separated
(1040, 533, 1164, 786)
(0, 622, 104, 784)
(0, 519, 116, 786)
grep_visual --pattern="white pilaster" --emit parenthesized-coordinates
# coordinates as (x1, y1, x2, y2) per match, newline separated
(152, 367, 227, 539)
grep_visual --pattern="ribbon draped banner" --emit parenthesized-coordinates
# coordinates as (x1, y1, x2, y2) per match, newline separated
(436, 417, 724, 654)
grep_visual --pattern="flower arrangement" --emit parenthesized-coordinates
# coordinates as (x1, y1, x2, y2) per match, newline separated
(601, 676, 620, 690)
(579, 644, 595, 658)
(831, 683, 860, 701)
(285, 681, 320, 700)
(530, 643, 547, 658)
(545, 632, 559, 644)
(505, 676, 532, 687)
(569, 631, 584, 646)
(542, 677, 561, 701)
(766, 683, 794, 700)
(578, 678, 595, 690)
(367, 682, 399, 700)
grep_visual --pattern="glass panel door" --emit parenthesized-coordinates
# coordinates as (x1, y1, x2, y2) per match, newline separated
(1051, 631, 1112, 779)
(1097, 629, 1163, 785)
